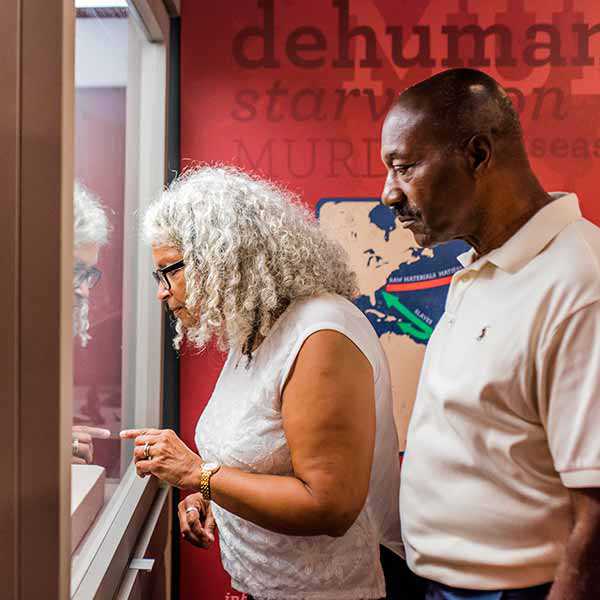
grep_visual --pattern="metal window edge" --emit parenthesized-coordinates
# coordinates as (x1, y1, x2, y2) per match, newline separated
(71, 464, 139, 590)
(114, 484, 170, 599)
(71, 472, 160, 599)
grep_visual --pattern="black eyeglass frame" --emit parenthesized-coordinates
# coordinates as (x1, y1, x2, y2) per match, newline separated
(73, 263, 102, 290)
(152, 259, 185, 291)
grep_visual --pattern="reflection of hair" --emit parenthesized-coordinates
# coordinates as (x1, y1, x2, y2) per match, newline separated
(74, 181, 110, 247)
(143, 165, 359, 359)
(73, 182, 110, 348)
(73, 295, 91, 348)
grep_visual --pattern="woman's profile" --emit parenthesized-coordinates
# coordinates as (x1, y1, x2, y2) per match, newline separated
(122, 165, 402, 600)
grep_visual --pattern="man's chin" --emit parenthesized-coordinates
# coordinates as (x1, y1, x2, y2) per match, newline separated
(412, 231, 436, 248)
(412, 226, 452, 248)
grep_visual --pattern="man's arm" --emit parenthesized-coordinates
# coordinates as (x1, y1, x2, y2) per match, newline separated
(548, 488, 600, 600)
(537, 301, 600, 598)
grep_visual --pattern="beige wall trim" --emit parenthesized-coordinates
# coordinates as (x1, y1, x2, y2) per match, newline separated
(131, 0, 170, 42)
(0, 0, 21, 597)
(0, 0, 74, 598)
(19, 0, 75, 598)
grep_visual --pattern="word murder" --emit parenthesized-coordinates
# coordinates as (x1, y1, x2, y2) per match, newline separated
(234, 135, 600, 179)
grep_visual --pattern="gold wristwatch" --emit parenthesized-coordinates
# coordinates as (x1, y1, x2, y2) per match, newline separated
(199, 461, 221, 501)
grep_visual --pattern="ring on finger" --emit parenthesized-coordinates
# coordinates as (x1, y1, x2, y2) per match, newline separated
(185, 507, 200, 516)
(72, 438, 79, 456)
(143, 441, 152, 460)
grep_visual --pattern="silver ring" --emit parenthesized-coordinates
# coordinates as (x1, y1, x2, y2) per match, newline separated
(185, 507, 200, 516)
(143, 442, 151, 460)
(72, 438, 79, 456)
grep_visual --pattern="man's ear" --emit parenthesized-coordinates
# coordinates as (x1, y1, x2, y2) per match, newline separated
(465, 134, 492, 176)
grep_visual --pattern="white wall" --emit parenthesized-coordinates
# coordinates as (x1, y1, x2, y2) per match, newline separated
(75, 18, 128, 88)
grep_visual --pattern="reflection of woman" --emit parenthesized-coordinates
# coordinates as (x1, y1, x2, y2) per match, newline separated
(73, 181, 110, 348)
(72, 182, 111, 462)
(122, 166, 402, 600)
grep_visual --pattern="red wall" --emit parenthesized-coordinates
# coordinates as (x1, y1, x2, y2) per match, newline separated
(179, 1, 600, 598)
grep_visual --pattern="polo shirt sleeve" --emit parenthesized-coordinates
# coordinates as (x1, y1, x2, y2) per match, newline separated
(538, 300, 600, 488)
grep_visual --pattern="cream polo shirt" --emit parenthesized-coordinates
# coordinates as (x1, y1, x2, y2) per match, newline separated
(400, 192, 600, 590)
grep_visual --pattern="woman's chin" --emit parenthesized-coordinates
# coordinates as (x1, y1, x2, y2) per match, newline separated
(176, 312, 194, 328)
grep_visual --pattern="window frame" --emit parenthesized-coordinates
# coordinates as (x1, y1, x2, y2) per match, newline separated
(0, 1, 75, 598)
(70, 1, 173, 598)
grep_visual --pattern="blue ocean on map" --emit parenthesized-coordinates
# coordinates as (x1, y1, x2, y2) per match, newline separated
(316, 198, 470, 345)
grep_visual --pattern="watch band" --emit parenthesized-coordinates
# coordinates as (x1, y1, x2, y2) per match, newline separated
(199, 463, 220, 501)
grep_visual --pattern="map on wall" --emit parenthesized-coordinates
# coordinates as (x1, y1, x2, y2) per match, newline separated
(317, 198, 469, 449)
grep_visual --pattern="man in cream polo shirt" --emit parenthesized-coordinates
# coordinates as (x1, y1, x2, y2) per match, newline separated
(381, 68, 600, 600)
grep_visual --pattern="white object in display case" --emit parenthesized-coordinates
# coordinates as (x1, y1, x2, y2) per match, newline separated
(71, 464, 106, 553)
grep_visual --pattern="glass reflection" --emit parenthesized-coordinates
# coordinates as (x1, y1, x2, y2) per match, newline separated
(72, 182, 112, 466)
(72, 2, 129, 555)
(70, 1, 165, 575)
(73, 182, 109, 351)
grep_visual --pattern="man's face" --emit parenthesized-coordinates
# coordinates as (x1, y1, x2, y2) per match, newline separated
(151, 245, 194, 328)
(380, 104, 476, 248)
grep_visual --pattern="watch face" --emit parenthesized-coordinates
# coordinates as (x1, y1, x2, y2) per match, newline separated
(204, 462, 219, 472)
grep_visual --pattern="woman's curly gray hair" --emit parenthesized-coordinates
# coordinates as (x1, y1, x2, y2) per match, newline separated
(73, 182, 110, 347)
(143, 165, 359, 361)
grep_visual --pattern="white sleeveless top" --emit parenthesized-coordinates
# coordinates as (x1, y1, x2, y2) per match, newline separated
(195, 293, 402, 600)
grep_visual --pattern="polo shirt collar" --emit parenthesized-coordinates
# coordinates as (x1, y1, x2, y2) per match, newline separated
(457, 192, 582, 273)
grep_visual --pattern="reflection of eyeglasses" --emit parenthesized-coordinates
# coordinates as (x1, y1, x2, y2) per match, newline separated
(152, 259, 184, 291)
(74, 263, 102, 289)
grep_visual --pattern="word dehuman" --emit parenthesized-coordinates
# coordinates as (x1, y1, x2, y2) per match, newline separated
(233, 0, 600, 70)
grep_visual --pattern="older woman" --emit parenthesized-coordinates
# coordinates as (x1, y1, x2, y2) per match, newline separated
(73, 181, 110, 349)
(72, 181, 111, 463)
(121, 166, 402, 600)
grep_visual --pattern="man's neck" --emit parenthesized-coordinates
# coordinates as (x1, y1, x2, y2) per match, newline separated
(466, 180, 552, 258)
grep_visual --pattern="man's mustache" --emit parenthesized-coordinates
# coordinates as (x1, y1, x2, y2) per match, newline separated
(392, 205, 421, 220)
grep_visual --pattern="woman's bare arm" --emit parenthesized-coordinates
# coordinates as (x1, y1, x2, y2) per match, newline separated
(124, 330, 376, 537)
(208, 329, 376, 536)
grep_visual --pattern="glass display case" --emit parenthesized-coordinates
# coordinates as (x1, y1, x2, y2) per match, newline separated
(70, 1, 172, 598)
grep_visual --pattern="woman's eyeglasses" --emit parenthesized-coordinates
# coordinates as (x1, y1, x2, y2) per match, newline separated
(152, 259, 185, 291)
(73, 263, 102, 290)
